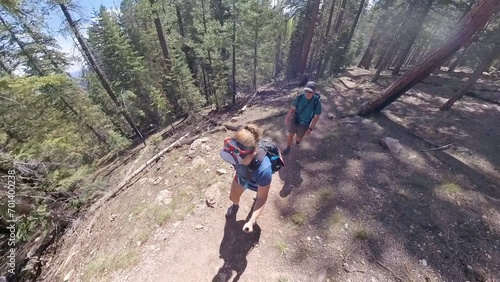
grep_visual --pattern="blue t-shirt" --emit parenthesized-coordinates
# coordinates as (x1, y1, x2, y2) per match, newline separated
(235, 156, 273, 188)
(293, 93, 322, 125)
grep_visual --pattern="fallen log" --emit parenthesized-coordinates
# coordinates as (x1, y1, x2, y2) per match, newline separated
(86, 131, 191, 216)
(465, 92, 500, 106)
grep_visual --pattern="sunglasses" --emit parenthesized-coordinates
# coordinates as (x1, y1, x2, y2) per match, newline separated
(223, 138, 254, 157)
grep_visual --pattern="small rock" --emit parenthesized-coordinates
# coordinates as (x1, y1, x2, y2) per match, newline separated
(482, 215, 487, 219)
(195, 224, 204, 230)
(341, 116, 363, 124)
(63, 270, 74, 282)
(307, 237, 311, 241)
(136, 241, 142, 246)
(204, 168, 211, 175)
(216, 168, 228, 175)
(230, 116, 240, 122)
(467, 265, 473, 270)
(191, 156, 207, 169)
(317, 268, 327, 281)
(421, 259, 427, 266)
(137, 178, 148, 184)
(153, 177, 163, 185)
(327, 113, 335, 119)
(379, 137, 403, 154)
(189, 137, 209, 156)
(155, 190, 173, 205)
(315, 236, 321, 240)
(205, 182, 223, 207)
(204, 144, 212, 152)
(110, 214, 119, 222)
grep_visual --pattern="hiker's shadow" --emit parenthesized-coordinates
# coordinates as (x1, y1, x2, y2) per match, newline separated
(212, 206, 261, 282)
(278, 154, 303, 198)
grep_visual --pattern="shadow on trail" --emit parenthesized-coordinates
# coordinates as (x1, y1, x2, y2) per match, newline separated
(255, 77, 500, 281)
(212, 203, 261, 282)
(278, 151, 304, 198)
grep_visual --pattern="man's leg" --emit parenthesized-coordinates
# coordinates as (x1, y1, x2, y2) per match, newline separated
(295, 126, 307, 144)
(287, 133, 294, 147)
(283, 132, 296, 155)
(283, 123, 297, 155)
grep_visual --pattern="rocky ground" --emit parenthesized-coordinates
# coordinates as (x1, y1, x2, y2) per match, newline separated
(38, 68, 500, 282)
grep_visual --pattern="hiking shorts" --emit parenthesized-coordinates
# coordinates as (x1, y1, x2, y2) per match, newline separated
(235, 174, 258, 192)
(288, 121, 309, 139)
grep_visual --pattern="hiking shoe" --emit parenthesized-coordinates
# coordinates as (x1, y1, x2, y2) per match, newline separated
(282, 146, 291, 155)
(225, 204, 239, 218)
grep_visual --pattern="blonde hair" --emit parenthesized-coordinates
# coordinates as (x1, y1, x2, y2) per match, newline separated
(234, 123, 262, 148)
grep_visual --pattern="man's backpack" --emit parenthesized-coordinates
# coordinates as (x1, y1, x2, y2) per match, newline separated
(247, 141, 285, 178)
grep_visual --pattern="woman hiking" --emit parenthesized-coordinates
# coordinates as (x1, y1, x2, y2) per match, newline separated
(219, 124, 272, 233)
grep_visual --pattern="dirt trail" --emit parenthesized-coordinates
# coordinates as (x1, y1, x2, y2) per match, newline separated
(40, 71, 500, 282)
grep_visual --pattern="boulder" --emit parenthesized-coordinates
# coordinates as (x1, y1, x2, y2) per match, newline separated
(379, 137, 403, 154)
(205, 182, 223, 207)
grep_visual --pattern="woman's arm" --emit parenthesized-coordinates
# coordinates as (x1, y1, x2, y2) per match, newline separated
(249, 185, 269, 224)
(243, 185, 270, 232)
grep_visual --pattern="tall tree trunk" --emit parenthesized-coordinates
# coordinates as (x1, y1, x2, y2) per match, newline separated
(59, 3, 144, 143)
(201, 64, 210, 105)
(176, 4, 198, 80)
(299, 0, 321, 74)
(201, 0, 216, 107)
(274, 24, 283, 78)
(149, 0, 172, 72)
(404, 44, 419, 67)
(253, 28, 258, 93)
(417, 43, 430, 62)
(447, 44, 471, 72)
(333, 0, 348, 33)
(441, 40, 500, 110)
(345, 0, 366, 47)
(315, 0, 337, 75)
(392, 0, 433, 75)
(232, 0, 237, 104)
(358, 0, 500, 116)
(372, 1, 418, 82)
(318, 0, 348, 77)
(358, 0, 395, 69)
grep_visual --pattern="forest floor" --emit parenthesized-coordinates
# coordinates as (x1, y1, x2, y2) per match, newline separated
(38, 68, 500, 282)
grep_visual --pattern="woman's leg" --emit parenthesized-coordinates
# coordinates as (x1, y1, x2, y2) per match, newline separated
(227, 176, 245, 217)
(229, 175, 245, 205)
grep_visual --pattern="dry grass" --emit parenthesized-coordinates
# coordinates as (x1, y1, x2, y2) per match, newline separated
(291, 212, 306, 226)
(277, 276, 289, 282)
(276, 240, 288, 256)
(439, 182, 462, 196)
(83, 249, 140, 281)
(330, 210, 344, 226)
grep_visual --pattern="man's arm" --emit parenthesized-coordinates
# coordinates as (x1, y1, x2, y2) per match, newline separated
(285, 106, 296, 125)
(309, 115, 320, 130)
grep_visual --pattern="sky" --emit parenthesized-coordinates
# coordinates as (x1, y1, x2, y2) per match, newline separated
(47, 0, 118, 73)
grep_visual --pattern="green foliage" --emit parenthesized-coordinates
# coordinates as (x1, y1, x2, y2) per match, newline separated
(16, 204, 50, 242)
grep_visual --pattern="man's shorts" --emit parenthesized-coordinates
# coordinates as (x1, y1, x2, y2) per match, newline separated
(288, 121, 309, 138)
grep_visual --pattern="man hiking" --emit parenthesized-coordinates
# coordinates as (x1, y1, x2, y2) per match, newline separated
(283, 81, 321, 155)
